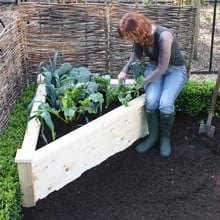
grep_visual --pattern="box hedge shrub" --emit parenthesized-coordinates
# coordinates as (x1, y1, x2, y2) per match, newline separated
(0, 83, 36, 220)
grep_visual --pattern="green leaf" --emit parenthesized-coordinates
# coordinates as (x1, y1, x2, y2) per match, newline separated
(94, 74, 111, 90)
(118, 93, 133, 106)
(41, 111, 56, 140)
(63, 107, 76, 122)
(87, 81, 99, 93)
(69, 67, 91, 83)
(46, 84, 59, 108)
(54, 62, 72, 77)
(42, 70, 53, 84)
(130, 61, 148, 79)
(49, 51, 60, 72)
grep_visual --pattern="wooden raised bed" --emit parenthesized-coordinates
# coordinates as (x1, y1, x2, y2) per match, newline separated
(15, 77, 148, 207)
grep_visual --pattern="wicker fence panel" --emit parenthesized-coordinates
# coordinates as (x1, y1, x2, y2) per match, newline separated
(0, 21, 27, 132)
(19, 2, 196, 79)
(19, 3, 109, 78)
(108, 3, 135, 76)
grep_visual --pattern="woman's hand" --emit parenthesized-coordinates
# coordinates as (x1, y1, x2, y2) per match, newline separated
(117, 71, 127, 81)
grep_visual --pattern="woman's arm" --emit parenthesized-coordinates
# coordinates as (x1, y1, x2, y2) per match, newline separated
(144, 31, 173, 84)
(118, 43, 143, 80)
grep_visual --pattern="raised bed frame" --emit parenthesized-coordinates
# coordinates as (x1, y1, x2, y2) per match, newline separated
(15, 77, 148, 207)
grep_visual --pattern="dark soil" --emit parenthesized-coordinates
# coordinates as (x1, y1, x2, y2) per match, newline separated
(21, 111, 220, 220)
(36, 101, 122, 149)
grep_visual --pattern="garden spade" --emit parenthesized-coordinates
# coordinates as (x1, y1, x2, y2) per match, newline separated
(199, 69, 220, 137)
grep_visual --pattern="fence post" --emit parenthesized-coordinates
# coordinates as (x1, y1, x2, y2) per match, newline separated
(193, 0, 200, 61)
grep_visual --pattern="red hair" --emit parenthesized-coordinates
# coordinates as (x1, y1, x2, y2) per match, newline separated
(117, 12, 154, 47)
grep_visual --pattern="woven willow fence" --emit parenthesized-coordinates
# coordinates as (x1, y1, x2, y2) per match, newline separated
(0, 21, 28, 132)
(0, 2, 197, 132)
(19, 2, 197, 76)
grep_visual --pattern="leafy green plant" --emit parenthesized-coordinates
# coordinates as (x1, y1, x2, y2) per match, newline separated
(130, 61, 148, 80)
(105, 76, 144, 108)
(30, 53, 144, 143)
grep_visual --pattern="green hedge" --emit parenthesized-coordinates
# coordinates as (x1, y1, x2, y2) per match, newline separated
(176, 79, 220, 116)
(0, 79, 219, 219)
(0, 83, 37, 220)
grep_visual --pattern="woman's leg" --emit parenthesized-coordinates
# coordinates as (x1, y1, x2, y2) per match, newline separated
(136, 64, 163, 153)
(145, 64, 163, 111)
(159, 65, 187, 114)
(159, 65, 187, 157)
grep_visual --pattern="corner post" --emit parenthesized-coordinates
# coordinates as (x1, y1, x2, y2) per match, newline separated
(15, 150, 36, 207)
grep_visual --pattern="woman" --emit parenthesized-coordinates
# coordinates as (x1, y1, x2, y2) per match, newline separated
(117, 12, 187, 157)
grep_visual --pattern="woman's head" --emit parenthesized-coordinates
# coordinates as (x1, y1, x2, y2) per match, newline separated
(117, 12, 153, 47)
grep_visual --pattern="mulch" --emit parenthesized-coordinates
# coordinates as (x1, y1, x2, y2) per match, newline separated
(21, 112, 220, 220)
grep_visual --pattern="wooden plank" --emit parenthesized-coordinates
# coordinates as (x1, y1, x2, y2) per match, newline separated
(15, 82, 46, 207)
(20, 83, 46, 152)
(110, 78, 136, 86)
(32, 94, 148, 202)
(15, 150, 36, 207)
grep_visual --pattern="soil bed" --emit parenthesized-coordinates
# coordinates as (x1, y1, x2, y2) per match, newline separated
(36, 101, 122, 148)
(22, 112, 220, 220)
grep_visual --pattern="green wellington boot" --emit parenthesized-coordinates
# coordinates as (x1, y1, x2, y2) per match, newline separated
(160, 112, 175, 157)
(136, 110, 159, 153)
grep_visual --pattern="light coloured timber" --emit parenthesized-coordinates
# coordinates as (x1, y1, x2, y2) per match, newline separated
(15, 81, 46, 207)
(15, 157, 36, 207)
(15, 80, 148, 207)
(19, 82, 46, 152)
(110, 78, 136, 87)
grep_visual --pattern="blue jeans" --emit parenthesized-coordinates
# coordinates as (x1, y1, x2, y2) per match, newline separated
(144, 64, 187, 114)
